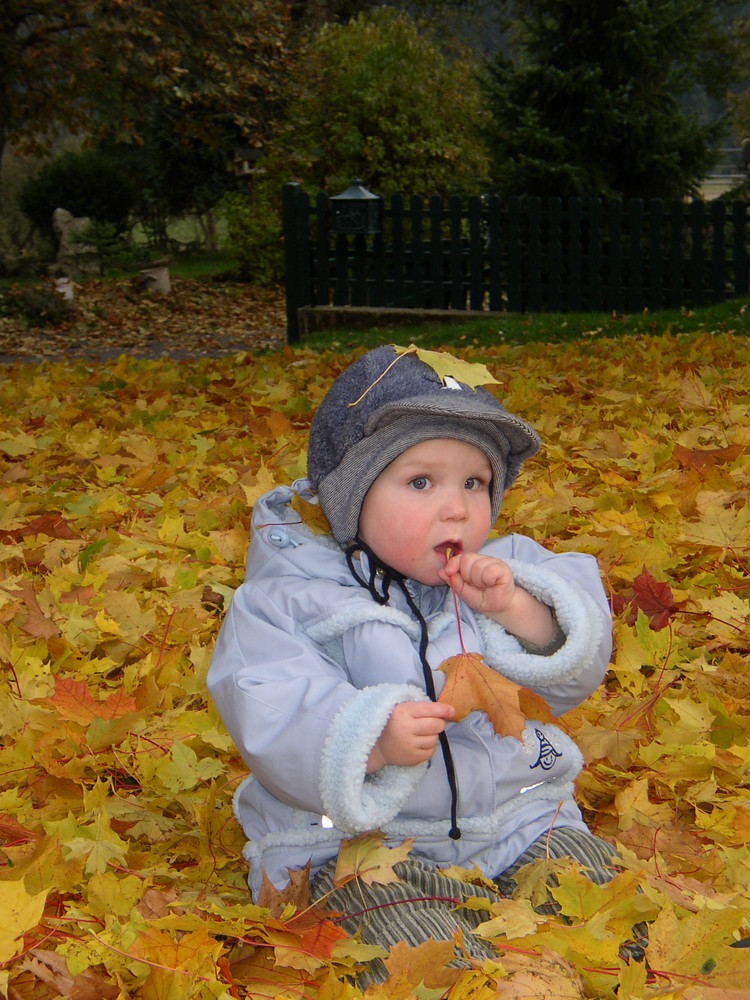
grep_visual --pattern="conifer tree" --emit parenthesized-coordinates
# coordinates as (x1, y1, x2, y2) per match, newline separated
(481, 0, 740, 199)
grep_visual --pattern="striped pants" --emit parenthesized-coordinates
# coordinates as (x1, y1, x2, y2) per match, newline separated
(310, 827, 645, 984)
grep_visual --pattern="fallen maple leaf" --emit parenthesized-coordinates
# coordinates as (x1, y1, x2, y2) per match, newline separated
(257, 862, 311, 917)
(613, 565, 683, 630)
(383, 938, 463, 991)
(334, 831, 414, 887)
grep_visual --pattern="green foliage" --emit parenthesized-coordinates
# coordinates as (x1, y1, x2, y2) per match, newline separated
(70, 220, 132, 276)
(728, 16, 750, 143)
(267, 8, 490, 199)
(19, 150, 136, 245)
(481, 0, 740, 200)
(0, 284, 72, 327)
(218, 186, 284, 287)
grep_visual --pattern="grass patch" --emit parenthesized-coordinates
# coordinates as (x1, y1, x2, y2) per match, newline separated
(298, 298, 750, 351)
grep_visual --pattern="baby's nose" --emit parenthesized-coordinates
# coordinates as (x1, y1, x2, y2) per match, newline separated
(441, 489, 469, 519)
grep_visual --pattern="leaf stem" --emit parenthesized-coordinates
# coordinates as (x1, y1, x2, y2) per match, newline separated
(445, 547, 466, 654)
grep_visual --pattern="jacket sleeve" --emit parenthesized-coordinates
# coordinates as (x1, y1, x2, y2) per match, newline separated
(476, 535, 613, 715)
(206, 580, 427, 832)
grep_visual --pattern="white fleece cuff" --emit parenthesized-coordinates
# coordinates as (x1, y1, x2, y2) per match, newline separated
(477, 560, 605, 687)
(319, 683, 428, 833)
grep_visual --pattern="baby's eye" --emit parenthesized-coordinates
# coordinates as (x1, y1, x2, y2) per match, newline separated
(410, 476, 430, 490)
(465, 477, 487, 491)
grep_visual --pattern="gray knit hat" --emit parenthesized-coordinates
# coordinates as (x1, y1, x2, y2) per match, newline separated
(307, 346, 541, 545)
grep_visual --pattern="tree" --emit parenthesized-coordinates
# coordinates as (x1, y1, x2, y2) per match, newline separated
(480, 0, 741, 200)
(0, 0, 291, 166)
(728, 15, 750, 150)
(265, 8, 490, 199)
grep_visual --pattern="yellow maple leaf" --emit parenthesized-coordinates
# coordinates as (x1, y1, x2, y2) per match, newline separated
(333, 831, 414, 887)
(0, 880, 48, 963)
(393, 343, 500, 388)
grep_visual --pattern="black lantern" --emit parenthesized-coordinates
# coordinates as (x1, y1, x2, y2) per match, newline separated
(330, 178, 382, 234)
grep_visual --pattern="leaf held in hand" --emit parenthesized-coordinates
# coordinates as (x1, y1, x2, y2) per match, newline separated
(437, 651, 553, 741)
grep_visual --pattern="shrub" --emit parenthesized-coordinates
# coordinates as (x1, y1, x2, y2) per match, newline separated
(218, 186, 284, 286)
(20, 150, 137, 246)
(265, 8, 490, 199)
(0, 284, 73, 327)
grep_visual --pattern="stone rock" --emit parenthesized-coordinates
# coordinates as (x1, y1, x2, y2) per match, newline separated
(52, 208, 98, 277)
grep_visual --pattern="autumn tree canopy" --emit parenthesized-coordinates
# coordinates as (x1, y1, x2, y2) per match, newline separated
(0, 0, 291, 165)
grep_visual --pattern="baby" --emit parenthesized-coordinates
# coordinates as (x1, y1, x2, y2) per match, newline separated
(208, 346, 620, 967)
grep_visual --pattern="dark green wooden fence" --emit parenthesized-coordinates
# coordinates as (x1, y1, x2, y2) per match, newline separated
(282, 182, 749, 342)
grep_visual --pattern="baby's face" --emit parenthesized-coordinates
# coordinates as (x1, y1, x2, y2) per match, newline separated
(358, 438, 492, 585)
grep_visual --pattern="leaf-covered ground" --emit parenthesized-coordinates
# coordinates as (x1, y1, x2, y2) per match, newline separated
(0, 331, 748, 999)
(0, 279, 286, 363)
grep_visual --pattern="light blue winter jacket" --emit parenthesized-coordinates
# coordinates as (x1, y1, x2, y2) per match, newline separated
(207, 481, 612, 897)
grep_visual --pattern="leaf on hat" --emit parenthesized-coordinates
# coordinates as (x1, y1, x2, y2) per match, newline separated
(393, 343, 500, 389)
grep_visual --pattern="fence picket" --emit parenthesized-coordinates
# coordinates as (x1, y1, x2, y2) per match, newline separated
(430, 196, 443, 309)
(488, 196, 503, 311)
(568, 197, 582, 311)
(411, 196, 425, 308)
(391, 194, 405, 307)
(450, 195, 464, 311)
(711, 199, 726, 302)
(649, 199, 663, 311)
(548, 197, 562, 311)
(469, 196, 483, 311)
(629, 198, 643, 313)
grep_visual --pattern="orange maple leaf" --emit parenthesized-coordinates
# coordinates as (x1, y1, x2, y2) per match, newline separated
(437, 651, 553, 741)
(49, 677, 136, 724)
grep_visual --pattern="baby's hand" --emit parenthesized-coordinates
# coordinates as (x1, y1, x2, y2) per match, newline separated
(366, 701, 455, 773)
(440, 551, 557, 647)
(440, 551, 517, 615)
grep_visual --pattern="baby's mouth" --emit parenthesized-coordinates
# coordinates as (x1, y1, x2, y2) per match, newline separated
(435, 541, 461, 560)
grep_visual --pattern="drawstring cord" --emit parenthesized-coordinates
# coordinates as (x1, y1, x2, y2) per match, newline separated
(345, 538, 461, 840)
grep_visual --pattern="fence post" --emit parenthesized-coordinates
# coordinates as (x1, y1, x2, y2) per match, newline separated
(282, 183, 311, 343)
(732, 201, 748, 296)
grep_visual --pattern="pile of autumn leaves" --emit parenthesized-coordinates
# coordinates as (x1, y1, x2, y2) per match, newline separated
(0, 332, 748, 999)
